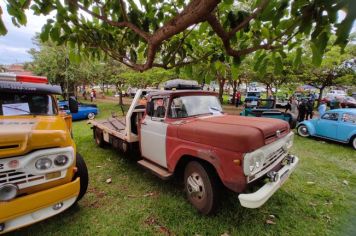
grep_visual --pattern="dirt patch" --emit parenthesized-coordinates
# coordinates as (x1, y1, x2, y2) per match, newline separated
(81, 187, 107, 208)
(144, 216, 174, 236)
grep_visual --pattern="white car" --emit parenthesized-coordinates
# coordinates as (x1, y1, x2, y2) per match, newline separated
(325, 90, 347, 99)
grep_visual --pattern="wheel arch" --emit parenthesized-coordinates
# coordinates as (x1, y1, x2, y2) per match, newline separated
(173, 155, 222, 184)
(297, 122, 316, 136)
(348, 133, 356, 144)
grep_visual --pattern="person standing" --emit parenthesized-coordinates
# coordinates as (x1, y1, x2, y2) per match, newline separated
(92, 89, 96, 100)
(235, 91, 241, 107)
(298, 99, 307, 122)
(306, 99, 314, 120)
(291, 97, 298, 115)
(318, 101, 327, 117)
(90, 90, 94, 102)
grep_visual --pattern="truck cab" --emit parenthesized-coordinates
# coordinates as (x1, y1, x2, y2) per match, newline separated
(0, 73, 88, 234)
(90, 80, 298, 215)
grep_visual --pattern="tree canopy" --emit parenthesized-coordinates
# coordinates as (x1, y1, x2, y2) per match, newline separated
(2, 0, 355, 71)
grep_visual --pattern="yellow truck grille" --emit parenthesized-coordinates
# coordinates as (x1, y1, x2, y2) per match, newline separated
(0, 170, 45, 189)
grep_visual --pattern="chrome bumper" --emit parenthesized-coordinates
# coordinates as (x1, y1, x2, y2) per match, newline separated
(238, 155, 299, 208)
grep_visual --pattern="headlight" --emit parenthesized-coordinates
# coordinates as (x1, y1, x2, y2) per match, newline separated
(35, 158, 52, 170)
(54, 155, 69, 166)
(286, 134, 294, 149)
(244, 151, 265, 176)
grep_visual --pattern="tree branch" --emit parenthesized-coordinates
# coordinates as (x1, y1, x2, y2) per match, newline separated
(228, 0, 269, 38)
(72, 0, 150, 41)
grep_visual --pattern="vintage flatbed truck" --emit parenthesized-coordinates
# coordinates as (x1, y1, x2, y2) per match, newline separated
(0, 73, 88, 234)
(89, 81, 299, 214)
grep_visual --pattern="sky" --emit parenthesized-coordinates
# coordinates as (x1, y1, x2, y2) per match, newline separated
(0, 2, 355, 65)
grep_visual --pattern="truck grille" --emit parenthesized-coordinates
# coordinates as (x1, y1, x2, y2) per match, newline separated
(248, 147, 287, 183)
(0, 170, 45, 189)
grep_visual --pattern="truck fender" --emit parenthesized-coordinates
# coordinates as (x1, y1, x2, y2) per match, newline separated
(168, 145, 226, 182)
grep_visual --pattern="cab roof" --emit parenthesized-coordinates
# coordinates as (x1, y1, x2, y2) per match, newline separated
(148, 90, 217, 98)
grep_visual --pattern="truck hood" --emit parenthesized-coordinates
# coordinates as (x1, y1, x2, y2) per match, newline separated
(176, 115, 289, 153)
(0, 116, 72, 158)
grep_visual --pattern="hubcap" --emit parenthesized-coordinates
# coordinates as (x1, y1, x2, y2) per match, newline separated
(299, 126, 308, 136)
(187, 172, 205, 200)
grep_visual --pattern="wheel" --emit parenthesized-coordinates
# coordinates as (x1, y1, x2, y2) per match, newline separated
(87, 112, 95, 119)
(184, 161, 220, 215)
(94, 127, 106, 148)
(351, 136, 356, 150)
(73, 153, 89, 202)
(297, 125, 310, 137)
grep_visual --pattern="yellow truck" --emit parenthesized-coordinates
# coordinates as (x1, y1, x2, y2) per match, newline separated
(0, 73, 88, 234)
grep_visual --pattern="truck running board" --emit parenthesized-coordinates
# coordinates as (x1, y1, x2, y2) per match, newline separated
(137, 160, 173, 180)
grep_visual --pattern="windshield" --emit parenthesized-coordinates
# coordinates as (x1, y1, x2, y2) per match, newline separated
(169, 95, 222, 118)
(0, 92, 56, 116)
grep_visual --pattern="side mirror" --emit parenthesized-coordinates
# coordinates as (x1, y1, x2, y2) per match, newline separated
(69, 96, 79, 113)
(146, 101, 154, 116)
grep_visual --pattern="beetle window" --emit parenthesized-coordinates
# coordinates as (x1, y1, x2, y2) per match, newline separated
(321, 112, 339, 121)
(342, 113, 355, 124)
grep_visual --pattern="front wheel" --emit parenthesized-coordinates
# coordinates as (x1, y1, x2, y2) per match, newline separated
(73, 153, 89, 202)
(351, 136, 356, 150)
(184, 161, 220, 215)
(297, 125, 310, 137)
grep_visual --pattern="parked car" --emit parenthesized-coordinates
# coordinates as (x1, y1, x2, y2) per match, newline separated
(325, 90, 347, 99)
(58, 101, 98, 120)
(297, 109, 356, 149)
(240, 99, 297, 128)
(340, 96, 356, 108)
(276, 97, 289, 108)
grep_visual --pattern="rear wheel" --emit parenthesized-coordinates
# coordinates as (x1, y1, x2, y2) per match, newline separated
(184, 161, 220, 215)
(94, 127, 106, 148)
(88, 112, 95, 119)
(297, 125, 310, 137)
(73, 153, 89, 202)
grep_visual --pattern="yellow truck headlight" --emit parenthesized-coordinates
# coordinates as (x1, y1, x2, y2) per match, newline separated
(54, 155, 69, 166)
(35, 158, 52, 170)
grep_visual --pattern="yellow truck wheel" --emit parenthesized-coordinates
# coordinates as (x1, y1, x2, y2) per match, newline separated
(73, 153, 89, 202)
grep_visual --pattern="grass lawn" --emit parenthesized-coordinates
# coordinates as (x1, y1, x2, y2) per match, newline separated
(10, 100, 356, 236)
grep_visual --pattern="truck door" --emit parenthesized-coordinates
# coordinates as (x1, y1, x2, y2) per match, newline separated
(140, 97, 168, 168)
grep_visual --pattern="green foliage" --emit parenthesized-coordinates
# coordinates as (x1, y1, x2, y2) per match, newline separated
(2, 0, 354, 71)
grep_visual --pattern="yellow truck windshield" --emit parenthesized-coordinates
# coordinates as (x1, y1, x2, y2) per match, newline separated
(0, 92, 56, 116)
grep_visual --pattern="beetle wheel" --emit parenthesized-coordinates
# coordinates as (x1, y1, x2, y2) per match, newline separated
(297, 125, 310, 137)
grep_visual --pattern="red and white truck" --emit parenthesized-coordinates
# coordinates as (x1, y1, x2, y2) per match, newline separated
(89, 81, 298, 214)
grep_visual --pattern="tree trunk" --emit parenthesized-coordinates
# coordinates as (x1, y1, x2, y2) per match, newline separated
(316, 86, 325, 108)
(231, 80, 237, 105)
(217, 74, 225, 103)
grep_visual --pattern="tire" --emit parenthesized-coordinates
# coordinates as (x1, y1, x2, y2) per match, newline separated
(297, 124, 310, 137)
(184, 161, 220, 215)
(87, 112, 95, 119)
(351, 136, 356, 150)
(94, 127, 106, 148)
(73, 153, 89, 202)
